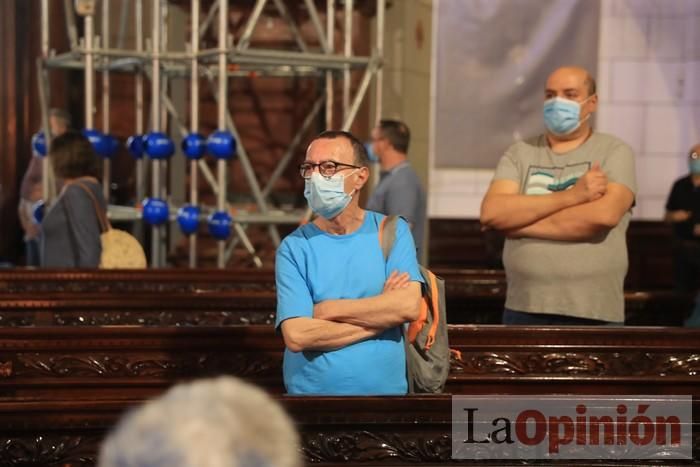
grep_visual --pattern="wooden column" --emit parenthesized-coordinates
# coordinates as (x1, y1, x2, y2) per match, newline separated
(0, 1, 36, 263)
(0, 0, 70, 264)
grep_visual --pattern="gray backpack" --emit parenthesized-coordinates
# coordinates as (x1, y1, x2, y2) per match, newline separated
(379, 215, 450, 393)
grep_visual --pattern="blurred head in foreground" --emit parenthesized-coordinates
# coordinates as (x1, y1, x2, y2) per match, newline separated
(98, 376, 302, 467)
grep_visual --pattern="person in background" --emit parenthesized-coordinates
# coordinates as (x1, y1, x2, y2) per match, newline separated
(98, 376, 302, 467)
(366, 120, 427, 258)
(41, 131, 105, 267)
(18, 108, 71, 266)
(665, 143, 700, 326)
(480, 66, 636, 325)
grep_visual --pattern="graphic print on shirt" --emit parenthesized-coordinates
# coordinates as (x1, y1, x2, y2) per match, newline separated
(523, 162, 590, 195)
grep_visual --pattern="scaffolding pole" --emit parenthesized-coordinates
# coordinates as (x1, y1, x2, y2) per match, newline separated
(375, 0, 385, 124)
(156, 85, 220, 194)
(135, 0, 146, 210)
(325, 0, 335, 128)
(85, 11, 95, 129)
(63, 0, 79, 50)
(202, 70, 281, 242)
(150, 0, 163, 268)
(306, 0, 330, 53)
(40, 0, 53, 205)
(262, 95, 325, 199)
(159, 0, 170, 265)
(199, 1, 218, 41)
(271, 0, 309, 53)
(216, 0, 228, 268)
(236, 0, 266, 52)
(101, 0, 111, 202)
(189, 0, 200, 268)
(343, 0, 353, 119)
(46, 47, 372, 69)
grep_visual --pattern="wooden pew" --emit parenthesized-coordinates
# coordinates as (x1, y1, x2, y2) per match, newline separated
(2, 396, 697, 466)
(442, 277, 693, 325)
(0, 325, 698, 466)
(0, 290, 691, 327)
(2, 325, 698, 399)
(0, 269, 692, 326)
(0, 288, 690, 326)
(4, 217, 679, 293)
(0, 267, 505, 294)
(429, 219, 677, 290)
(0, 291, 278, 326)
(0, 268, 276, 294)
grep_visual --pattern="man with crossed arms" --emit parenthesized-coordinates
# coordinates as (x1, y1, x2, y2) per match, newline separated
(481, 66, 637, 325)
(275, 130, 423, 395)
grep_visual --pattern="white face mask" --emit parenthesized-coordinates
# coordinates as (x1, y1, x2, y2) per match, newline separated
(304, 171, 357, 219)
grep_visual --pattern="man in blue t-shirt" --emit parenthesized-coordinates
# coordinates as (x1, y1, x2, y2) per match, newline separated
(275, 130, 423, 395)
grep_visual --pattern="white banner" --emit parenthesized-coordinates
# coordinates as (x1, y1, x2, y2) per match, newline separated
(433, 0, 601, 169)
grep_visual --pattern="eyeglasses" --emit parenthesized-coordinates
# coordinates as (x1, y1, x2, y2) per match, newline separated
(299, 160, 362, 179)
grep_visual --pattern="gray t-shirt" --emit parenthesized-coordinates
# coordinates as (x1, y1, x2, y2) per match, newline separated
(366, 162, 427, 256)
(493, 132, 637, 322)
(41, 181, 105, 267)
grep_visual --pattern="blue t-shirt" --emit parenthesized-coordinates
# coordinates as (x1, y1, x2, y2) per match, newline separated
(275, 210, 423, 395)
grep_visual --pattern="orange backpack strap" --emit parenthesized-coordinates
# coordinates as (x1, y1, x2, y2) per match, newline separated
(380, 215, 430, 346)
(379, 216, 387, 250)
(424, 269, 441, 350)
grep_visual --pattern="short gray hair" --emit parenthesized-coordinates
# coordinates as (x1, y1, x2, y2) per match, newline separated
(98, 377, 302, 467)
(311, 130, 369, 167)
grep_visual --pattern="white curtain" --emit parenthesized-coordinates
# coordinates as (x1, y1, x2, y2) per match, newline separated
(434, 0, 601, 169)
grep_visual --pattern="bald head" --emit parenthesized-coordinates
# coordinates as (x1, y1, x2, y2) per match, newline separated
(546, 66, 596, 98)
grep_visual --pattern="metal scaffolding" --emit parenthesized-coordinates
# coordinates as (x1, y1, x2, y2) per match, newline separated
(38, 0, 385, 268)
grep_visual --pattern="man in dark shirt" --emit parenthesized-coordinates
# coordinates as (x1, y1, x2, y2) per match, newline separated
(665, 143, 700, 294)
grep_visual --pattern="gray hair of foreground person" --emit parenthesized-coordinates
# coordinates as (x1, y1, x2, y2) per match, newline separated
(98, 376, 302, 467)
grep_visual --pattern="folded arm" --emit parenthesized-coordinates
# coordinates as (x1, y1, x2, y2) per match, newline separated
(481, 164, 607, 231)
(280, 317, 378, 352)
(507, 183, 634, 242)
(314, 281, 421, 328)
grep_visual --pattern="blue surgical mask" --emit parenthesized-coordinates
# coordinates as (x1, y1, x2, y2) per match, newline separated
(543, 96, 592, 135)
(304, 171, 356, 219)
(689, 158, 700, 174)
(364, 142, 379, 163)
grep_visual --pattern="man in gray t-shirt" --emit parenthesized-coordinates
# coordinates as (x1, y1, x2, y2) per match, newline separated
(366, 120, 427, 258)
(481, 66, 637, 325)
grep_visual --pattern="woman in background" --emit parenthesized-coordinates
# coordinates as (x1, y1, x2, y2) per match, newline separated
(41, 131, 105, 267)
